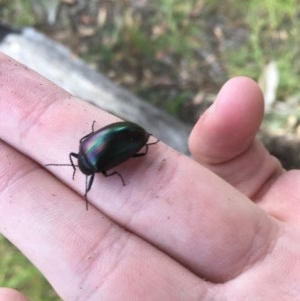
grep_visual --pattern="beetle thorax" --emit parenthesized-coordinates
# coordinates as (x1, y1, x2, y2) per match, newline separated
(78, 153, 94, 175)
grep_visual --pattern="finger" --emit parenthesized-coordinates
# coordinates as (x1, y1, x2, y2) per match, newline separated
(0, 141, 207, 300)
(0, 54, 276, 282)
(189, 76, 282, 198)
(0, 288, 30, 301)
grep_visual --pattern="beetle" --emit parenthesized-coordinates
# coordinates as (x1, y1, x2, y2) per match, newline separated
(46, 121, 159, 209)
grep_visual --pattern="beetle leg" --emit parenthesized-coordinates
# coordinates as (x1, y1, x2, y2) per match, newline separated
(147, 136, 160, 146)
(85, 173, 95, 193)
(69, 152, 79, 180)
(79, 121, 97, 143)
(132, 144, 149, 157)
(79, 132, 93, 143)
(103, 170, 125, 186)
(91, 120, 96, 132)
(132, 137, 159, 157)
(84, 173, 95, 210)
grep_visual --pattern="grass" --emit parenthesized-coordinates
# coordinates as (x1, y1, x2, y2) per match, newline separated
(225, 0, 300, 101)
(0, 235, 60, 300)
(0, 0, 36, 26)
(0, 0, 300, 299)
(83, 0, 300, 121)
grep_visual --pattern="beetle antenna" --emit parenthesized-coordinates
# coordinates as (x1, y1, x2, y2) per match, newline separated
(45, 163, 79, 167)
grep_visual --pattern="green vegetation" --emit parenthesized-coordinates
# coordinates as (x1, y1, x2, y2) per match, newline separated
(1, 0, 300, 120)
(0, 0, 35, 26)
(86, 0, 300, 121)
(225, 0, 300, 100)
(0, 235, 60, 300)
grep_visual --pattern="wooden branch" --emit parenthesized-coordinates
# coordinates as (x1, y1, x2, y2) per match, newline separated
(0, 26, 191, 154)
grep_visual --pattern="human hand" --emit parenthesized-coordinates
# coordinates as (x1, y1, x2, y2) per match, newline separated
(0, 53, 299, 301)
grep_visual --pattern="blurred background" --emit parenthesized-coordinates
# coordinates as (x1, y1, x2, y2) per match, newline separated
(1, 0, 300, 300)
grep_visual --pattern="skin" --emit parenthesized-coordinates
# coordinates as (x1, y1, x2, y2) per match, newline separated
(0, 52, 299, 300)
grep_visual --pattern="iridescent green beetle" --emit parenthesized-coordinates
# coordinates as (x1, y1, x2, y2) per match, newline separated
(46, 121, 159, 209)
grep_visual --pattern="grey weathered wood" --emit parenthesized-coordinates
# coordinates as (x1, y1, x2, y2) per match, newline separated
(0, 26, 191, 154)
